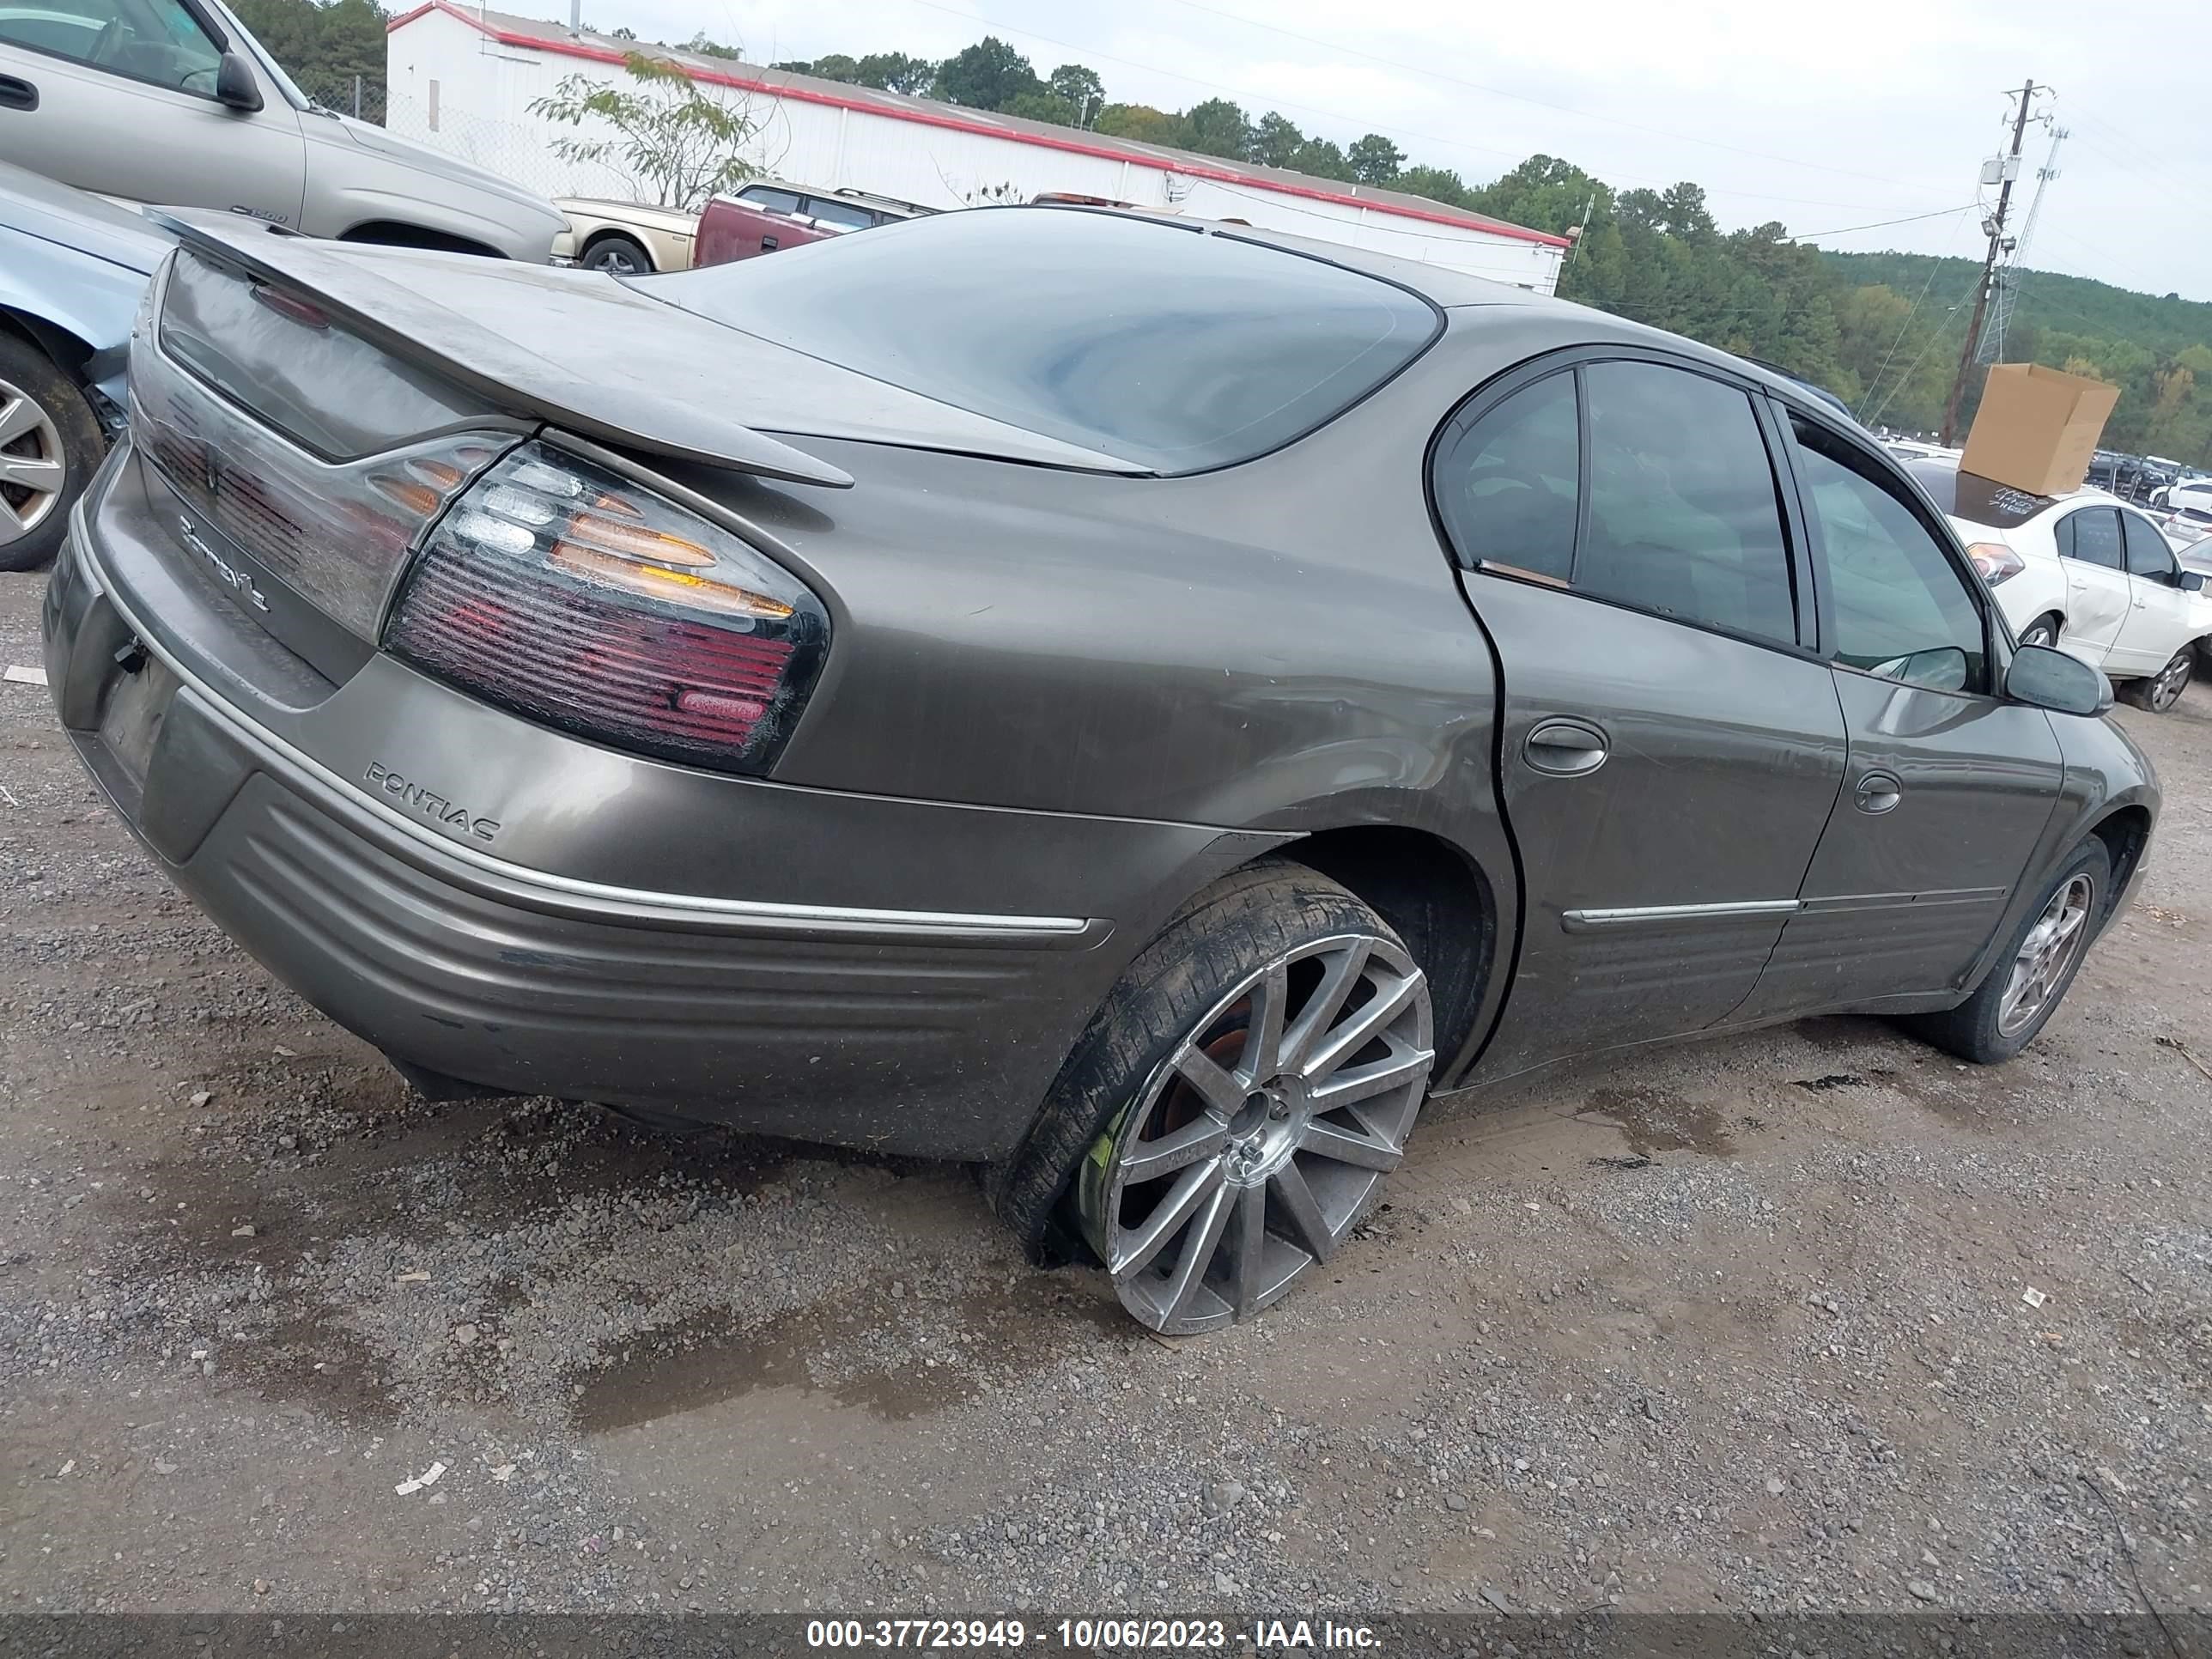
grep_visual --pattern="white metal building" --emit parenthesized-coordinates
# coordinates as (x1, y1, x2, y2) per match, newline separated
(383, 3, 1570, 291)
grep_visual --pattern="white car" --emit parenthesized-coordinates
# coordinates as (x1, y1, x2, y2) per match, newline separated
(1906, 458, 2212, 712)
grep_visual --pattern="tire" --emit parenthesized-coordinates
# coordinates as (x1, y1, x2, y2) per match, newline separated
(0, 332, 104, 574)
(1901, 836, 2111, 1064)
(987, 860, 1437, 1334)
(582, 234, 652, 276)
(2118, 647, 2191, 712)
(2017, 614, 2062, 650)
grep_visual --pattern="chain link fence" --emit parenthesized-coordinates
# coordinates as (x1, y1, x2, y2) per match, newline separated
(289, 70, 386, 125)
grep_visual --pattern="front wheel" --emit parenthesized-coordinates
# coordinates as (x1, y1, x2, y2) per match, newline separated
(1902, 836, 2110, 1064)
(989, 863, 1436, 1334)
(0, 333, 104, 574)
(2119, 647, 2192, 712)
(583, 234, 651, 276)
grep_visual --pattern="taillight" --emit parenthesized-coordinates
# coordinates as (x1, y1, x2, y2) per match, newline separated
(384, 442, 829, 775)
(1966, 541, 2025, 586)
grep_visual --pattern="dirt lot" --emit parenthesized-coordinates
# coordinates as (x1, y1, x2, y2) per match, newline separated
(2, 563, 2209, 1624)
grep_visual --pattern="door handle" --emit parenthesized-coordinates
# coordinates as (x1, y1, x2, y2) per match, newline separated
(1524, 717, 1608, 776)
(759, 234, 779, 251)
(1853, 769, 1903, 815)
(0, 75, 36, 112)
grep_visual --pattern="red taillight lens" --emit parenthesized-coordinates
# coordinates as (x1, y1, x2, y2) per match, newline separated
(384, 443, 829, 775)
(1965, 540, 2025, 586)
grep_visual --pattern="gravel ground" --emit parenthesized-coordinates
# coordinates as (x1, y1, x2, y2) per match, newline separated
(1, 563, 2208, 1623)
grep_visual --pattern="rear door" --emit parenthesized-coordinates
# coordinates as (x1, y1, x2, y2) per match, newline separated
(2051, 506, 2132, 665)
(2110, 509, 2197, 674)
(1433, 352, 1848, 1079)
(1735, 415, 2064, 1017)
(0, 0, 303, 223)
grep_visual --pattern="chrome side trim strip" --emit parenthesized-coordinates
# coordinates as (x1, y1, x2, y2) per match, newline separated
(1561, 899, 1802, 933)
(73, 502, 1096, 947)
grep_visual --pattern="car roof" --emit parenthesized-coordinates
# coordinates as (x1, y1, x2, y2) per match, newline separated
(1903, 456, 2124, 528)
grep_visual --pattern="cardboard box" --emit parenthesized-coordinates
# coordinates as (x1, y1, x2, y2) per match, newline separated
(1960, 362, 2122, 498)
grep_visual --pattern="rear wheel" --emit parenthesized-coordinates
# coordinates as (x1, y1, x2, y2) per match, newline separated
(1902, 837, 2109, 1064)
(989, 863, 1436, 1334)
(2017, 613, 2062, 650)
(0, 332, 103, 574)
(583, 234, 652, 276)
(2119, 647, 2191, 711)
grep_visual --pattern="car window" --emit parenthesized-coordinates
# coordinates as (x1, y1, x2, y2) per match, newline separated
(1577, 361, 1796, 646)
(1432, 371, 1578, 585)
(0, 0, 222, 93)
(2061, 508, 2124, 569)
(2122, 513, 2178, 579)
(805, 199, 876, 231)
(737, 186, 803, 216)
(651, 210, 1441, 475)
(1792, 419, 1987, 692)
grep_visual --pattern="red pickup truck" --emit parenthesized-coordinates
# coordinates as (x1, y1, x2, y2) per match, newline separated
(693, 181, 935, 267)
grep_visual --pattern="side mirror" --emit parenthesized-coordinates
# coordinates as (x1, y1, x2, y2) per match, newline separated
(2181, 569, 2205, 592)
(215, 51, 262, 112)
(2007, 644, 2113, 718)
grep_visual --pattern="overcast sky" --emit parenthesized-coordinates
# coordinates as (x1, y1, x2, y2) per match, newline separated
(551, 0, 2208, 302)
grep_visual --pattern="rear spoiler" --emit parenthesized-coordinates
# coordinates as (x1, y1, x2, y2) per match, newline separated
(148, 210, 854, 489)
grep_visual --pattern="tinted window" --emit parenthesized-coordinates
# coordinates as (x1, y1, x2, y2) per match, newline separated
(2063, 508, 2124, 569)
(1, 0, 220, 91)
(1794, 421, 1986, 691)
(1434, 372, 1577, 585)
(1578, 362, 1796, 646)
(2123, 513, 2177, 578)
(738, 186, 803, 215)
(647, 210, 1441, 473)
(805, 199, 877, 231)
(1901, 459, 2057, 529)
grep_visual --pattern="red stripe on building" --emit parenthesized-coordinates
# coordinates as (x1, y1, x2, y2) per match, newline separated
(385, 1, 1571, 249)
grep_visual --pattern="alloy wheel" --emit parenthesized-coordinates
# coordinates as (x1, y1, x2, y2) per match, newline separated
(1996, 872, 2094, 1038)
(1075, 933, 1434, 1334)
(2020, 620, 2058, 649)
(2148, 650, 2191, 711)
(586, 244, 647, 276)
(0, 378, 67, 550)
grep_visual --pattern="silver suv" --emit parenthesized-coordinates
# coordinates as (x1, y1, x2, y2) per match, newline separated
(0, 0, 563, 259)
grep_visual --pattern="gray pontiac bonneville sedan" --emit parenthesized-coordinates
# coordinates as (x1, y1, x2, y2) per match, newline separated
(44, 205, 2156, 1333)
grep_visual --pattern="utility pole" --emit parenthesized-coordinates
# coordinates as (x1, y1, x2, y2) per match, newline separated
(1942, 81, 2040, 447)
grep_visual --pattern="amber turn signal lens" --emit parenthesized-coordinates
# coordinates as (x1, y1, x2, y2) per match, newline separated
(548, 542, 795, 619)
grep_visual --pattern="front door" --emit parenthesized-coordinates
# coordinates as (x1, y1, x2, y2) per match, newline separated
(1431, 356, 1848, 1079)
(2051, 506, 2133, 667)
(0, 0, 304, 225)
(1737, 416, 2065, 1018)
(2109, 509, 2197, 675)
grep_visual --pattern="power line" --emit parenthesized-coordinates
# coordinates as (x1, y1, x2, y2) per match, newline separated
(884, 0, 1962, 216)
(1152, 0, 1960, 198)
(1794, 204, 1980, 240)
(1864, 267, 1988, 429)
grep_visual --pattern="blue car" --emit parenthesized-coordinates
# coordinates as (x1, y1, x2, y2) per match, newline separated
(0, 157, 170, 572)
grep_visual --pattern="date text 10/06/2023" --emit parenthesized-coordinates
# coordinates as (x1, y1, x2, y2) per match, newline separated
(804, 1619, 1382, 1650)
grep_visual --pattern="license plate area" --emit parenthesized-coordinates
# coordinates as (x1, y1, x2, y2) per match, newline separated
(96, 653, 180, 787)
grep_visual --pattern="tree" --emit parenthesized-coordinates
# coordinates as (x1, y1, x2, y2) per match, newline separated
(1004, 89, 1079, 126)
(229, 0, 387, 112)
(684, 32, 743, 60)
(529, 52, 758, 209)
(1396, 165, 1470, 207)
(1095, 103, 1188, 146)
(1046, 64, 1105, 126)
(1182, 97, 1252, 160)
(1346, 133, 1405, 185)
(1251, 112, 1305, 170)
(857, 52, 935, 94)
(933, 36, 1037, 109)
(1292, 137, 1352, 180)
(792, 52, 860, 83)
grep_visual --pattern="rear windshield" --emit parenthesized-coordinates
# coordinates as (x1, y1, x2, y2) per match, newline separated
(642, 207, 1442, 474)
(1903, 459, 2057, 529)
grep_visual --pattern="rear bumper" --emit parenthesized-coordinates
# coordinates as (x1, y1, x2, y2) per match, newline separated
(45, 452, 1280, 1157)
